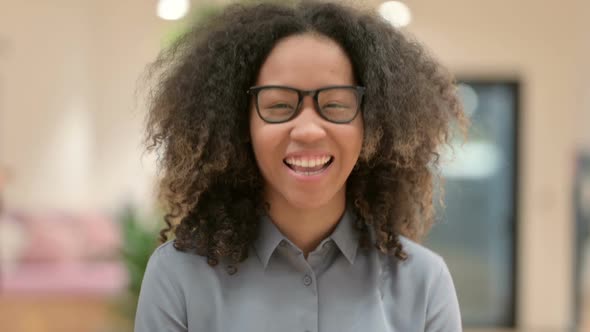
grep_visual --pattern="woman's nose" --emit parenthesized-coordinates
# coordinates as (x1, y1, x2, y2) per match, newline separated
(289, 98, 327, 143)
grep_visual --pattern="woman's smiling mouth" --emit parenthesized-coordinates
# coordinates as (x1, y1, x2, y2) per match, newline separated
(283, 155, 334, 176)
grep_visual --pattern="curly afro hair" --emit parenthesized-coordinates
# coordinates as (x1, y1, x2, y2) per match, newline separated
(144, 0, 467, 268)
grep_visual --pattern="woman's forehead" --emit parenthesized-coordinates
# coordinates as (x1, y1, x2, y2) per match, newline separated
(255, 34, 355, 88)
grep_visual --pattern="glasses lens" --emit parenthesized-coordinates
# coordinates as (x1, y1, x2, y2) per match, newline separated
(257, 88, 299, 122)
(317, 88, 359, 122)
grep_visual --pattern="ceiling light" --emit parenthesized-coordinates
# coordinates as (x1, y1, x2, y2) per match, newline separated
(378, 1, 412, 28)
(157, 0, 190, 21)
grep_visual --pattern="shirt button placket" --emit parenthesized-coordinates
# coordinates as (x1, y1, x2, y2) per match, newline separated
(300, 271, 318, 332)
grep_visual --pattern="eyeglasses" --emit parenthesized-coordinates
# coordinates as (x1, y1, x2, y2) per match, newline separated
(247, 85, 365, 124)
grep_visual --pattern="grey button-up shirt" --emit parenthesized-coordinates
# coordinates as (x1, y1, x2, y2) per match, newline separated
(135, 209, 462, 332)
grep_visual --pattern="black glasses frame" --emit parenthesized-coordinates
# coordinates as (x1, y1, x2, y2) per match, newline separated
(247, 85, 366, 124)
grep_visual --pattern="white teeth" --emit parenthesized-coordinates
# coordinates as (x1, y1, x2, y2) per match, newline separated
(285, 156, 332, 168)
(298, 169, 325, 176)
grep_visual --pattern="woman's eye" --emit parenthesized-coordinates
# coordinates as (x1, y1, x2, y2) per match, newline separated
(269, 103, 294, 109)
(323, 103, 348, 109)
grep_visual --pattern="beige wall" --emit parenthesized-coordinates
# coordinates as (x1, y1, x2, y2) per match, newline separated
(0, 0, 167, 212)
(87, 0, 165, 211)
(392, 0, 588, 329)
(1, 0, 588, 329)
(577, 0, 590, 152)
(0, 1, 95, 211)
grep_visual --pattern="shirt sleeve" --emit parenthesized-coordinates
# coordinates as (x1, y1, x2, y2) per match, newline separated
(424, 258, 462, 332)
(134, 247, 188, 332)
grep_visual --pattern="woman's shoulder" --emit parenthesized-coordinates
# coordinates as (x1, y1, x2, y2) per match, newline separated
(393, 236, 462, 328)
(375, 236, 457, 311)
(378, 235, 450, 285)
(151, 240, 192, 261)
(147, 241, 219, 280)
(152, 240, 192, 259)
(398, 235, 447, 270)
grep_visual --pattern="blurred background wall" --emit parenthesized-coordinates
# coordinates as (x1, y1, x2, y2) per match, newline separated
(0, 0, 589, 331)
(396, 0, 590, 329)
(0, 0, 163, 213)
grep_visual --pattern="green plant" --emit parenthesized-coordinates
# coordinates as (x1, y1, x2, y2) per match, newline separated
(107, 206, 160, 332)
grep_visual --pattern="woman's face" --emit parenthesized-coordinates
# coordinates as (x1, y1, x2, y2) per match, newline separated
(249, 34, 364, 211)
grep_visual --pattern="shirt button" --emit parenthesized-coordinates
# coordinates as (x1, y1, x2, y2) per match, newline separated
(303, 274, 312, 286)
(322, 241, 333, 249)
(279, 241, 287, 247)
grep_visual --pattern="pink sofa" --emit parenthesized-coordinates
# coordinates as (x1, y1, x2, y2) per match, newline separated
(0, 211, 127, 295)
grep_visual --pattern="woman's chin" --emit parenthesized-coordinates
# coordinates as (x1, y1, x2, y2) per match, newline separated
(284, 193, 340, 211)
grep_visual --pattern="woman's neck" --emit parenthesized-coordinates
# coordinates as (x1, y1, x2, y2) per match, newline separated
(265, 191, 346, 257)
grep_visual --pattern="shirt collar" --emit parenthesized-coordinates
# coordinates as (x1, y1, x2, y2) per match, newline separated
(253, 208, 360, 268)
(253, 214, 285, 268)
(329, 207, 359, 264)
